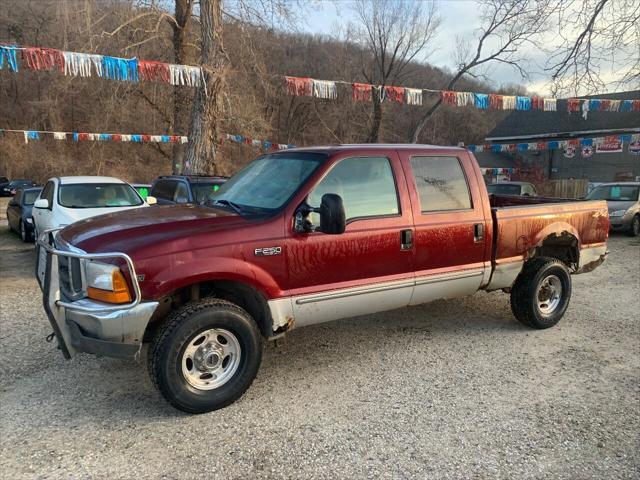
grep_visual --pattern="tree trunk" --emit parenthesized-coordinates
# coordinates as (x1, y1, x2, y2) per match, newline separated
(185, 0, 225, 175)
(171, 0, 192, 174)
(366, 88, 383, 143)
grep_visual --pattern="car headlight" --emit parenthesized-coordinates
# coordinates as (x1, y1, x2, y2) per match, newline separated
(85, 261, 132, 304)
(26, 217, 33, 224)
(609, 209, 627, 217)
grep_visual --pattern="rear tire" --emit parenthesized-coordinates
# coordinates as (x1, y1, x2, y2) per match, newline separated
(626, 215, 640, 237)
(148, 298, 263, 413)
(510, 257, 572, 329)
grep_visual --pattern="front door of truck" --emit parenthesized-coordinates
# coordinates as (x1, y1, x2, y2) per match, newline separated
(399, 151, 489, 305)
(285, 152, 416, 327)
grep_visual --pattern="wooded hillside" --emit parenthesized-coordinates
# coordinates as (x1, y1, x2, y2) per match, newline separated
(0, 0, 519, 182)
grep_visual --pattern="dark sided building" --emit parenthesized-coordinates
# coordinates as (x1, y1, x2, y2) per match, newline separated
(476, 90, 640, 184)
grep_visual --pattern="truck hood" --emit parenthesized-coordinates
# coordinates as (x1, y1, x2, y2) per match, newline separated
(59, 204, 248, 258)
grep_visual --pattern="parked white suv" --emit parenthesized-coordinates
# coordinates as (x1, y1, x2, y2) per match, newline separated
(33, 176, 156, 237)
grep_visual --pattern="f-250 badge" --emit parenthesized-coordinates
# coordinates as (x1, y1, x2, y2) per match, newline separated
(255, 246, 282, 256)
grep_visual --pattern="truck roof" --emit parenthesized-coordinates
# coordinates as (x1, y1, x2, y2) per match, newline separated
(279, 144, 467, 154)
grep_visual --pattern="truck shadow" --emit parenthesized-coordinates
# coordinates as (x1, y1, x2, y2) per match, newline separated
(22, 294, 529, 422)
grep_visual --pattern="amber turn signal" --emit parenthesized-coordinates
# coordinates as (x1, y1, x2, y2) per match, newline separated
(87, 269, 132, 304)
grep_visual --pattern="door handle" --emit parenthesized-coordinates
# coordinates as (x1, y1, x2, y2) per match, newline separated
(474, 223, 484, 243)
(400, 229, 413, 250)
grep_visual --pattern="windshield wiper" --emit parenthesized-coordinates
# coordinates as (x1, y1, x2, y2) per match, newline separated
(212, 199, 245, 215)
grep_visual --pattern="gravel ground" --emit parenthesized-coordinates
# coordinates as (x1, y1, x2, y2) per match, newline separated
(1, 196, 638, 479)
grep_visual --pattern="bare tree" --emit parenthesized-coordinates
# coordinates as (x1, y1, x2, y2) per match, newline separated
(410, 0, 558, 143)
(185, 0, 227, 174)
(351, 0, 439, 143)
(544, 0, 640, 96)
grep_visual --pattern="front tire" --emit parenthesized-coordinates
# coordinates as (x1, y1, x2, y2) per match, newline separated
(626, 215, 640, 237)
(510, 257, 572, 329)
(149, 299, 263, 413)
(19, 220, 30, 242)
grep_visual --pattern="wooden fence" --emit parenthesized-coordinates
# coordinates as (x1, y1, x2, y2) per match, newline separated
(540, 179, 590, 199)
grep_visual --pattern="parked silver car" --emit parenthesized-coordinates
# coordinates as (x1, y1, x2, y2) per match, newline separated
(586, 182, 640, 236)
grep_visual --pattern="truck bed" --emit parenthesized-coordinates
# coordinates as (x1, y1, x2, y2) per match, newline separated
(487, 195, 609, 288)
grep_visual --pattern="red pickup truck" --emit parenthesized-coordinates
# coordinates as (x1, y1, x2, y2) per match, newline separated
(37, 145, 609, 413)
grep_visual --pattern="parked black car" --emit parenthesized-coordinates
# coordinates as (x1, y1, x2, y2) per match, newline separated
(0, 176, 9, 193)
(150, 175, 227, 205)
(6, 187, 42, 242)
(2, 179, 37, 197)
(486, 181, 538, 196)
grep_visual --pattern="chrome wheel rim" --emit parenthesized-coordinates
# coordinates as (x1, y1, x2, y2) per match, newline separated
(537, 274, 562, 315)
(181, 328, 241, 390)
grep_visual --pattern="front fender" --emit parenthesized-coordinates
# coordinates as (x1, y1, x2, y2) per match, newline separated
(139, 255, 284, 300)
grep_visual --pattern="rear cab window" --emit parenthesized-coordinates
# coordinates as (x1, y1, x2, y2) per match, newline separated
(409, 156, 472, 212)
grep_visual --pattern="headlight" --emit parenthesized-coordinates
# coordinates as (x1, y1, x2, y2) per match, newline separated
(85, 261, 132, 304)
(609, 210, 627, 217)
(26, 218, 33, 224)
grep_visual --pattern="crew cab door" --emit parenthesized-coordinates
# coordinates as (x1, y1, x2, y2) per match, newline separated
(399, 150, 490, 305)
(285, 152, 415, 327)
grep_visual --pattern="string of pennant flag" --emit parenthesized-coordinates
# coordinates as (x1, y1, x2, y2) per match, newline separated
(3, 44, 640, 114)
(0, 128, 296, 150)
(0, 44, 203, 87)
(466, 133, 640, 154)
(284, 76, 640, 114)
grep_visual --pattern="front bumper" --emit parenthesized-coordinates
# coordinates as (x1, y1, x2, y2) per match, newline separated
(36, 229, 158, 360)
(609, 215, 632, 231)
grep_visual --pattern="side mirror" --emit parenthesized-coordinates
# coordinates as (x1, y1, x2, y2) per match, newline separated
(146, 195, 157, 205)
(318, 194, 346, 234)
(34, 198, 49, 209)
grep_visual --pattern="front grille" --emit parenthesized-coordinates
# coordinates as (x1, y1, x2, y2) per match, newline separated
(56, 244, 85, 301)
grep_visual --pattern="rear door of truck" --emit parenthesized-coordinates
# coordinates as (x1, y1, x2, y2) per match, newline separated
(398, 148, 492, 304)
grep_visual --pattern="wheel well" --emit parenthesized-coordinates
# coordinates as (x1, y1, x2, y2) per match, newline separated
(532, 232, 579, 269)
(147, 280, 274, 340)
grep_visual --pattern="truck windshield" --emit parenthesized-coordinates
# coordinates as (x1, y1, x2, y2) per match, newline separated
(586, 185, 639, 201)
(58, 183, 143, 208)
(209, 153, 325, 212)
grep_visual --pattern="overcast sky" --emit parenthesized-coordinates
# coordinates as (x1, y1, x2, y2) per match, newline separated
(298, 0, 575, 96)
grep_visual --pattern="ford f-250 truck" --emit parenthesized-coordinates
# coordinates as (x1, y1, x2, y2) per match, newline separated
(36, 145, 609, 413)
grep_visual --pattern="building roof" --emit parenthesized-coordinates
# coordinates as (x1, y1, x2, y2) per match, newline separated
(486, 90, 640, 142)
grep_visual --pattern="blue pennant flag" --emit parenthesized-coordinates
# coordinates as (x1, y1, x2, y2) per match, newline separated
(548, 141, 559, 150)
(620, 100, 633, 112)
(99, 133, 112, 141)
(516, 97, 531, 111)
(468, 145, 477, 152)
(474, 93, 489, 110)
(102, 56, 139, 82)
(581, 138, 593, 146)
(161, 135, 170, 143)
(131, 134, 142, 142)
(517, 143, 529, 151)
(0, 45, 18, 72)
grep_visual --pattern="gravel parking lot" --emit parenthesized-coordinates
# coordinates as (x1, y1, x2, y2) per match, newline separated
(1, 196, 638, 479)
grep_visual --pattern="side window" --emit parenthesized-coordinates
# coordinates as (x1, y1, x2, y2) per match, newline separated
(173, 182, 190, 203)
(308, 156, 399, 223)
(410, 156, 472, 212)
(152, 180, 176, 200)
(41, 181, 55, 208)
(13, 190, 22, 204)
